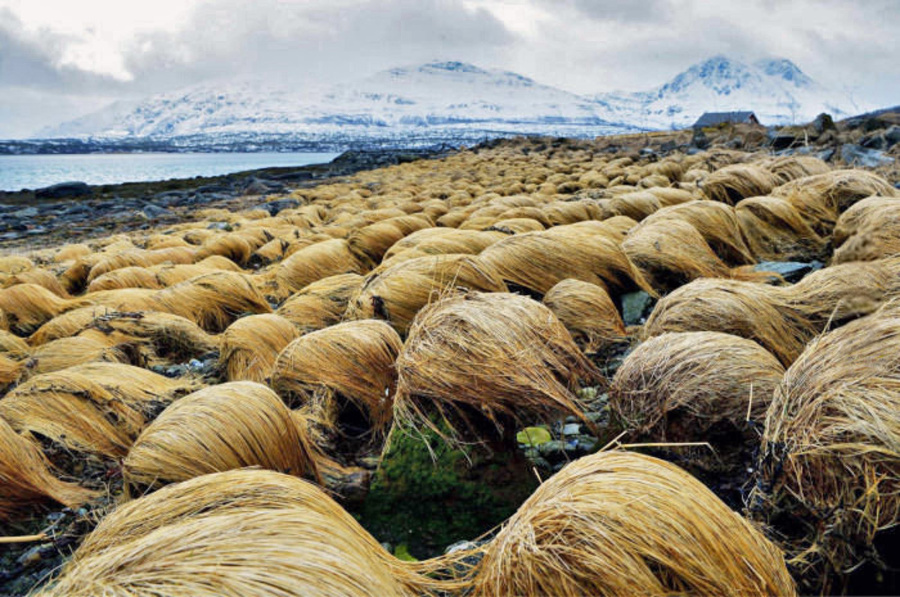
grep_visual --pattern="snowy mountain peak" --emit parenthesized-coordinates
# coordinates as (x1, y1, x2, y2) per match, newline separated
(663, 55, 759, 96)
(754, 58, 813, 88)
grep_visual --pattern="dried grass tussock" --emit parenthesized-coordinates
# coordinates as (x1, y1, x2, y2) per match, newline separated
(24, 335, 131, 377)
(832, 196, 900, 263)
(0, 418, 96, 521)
(152, 271, 272, 332)
(471, 451, 795, 597)
(622, 219, 766, 293)
(735, 195, 829, 262)
(39, 470, 429, 597)
(644, 278, 814, 367)
(0, 284, 83, 336)
(641, 200, 755, 265)
(219, 314, 301, 382)
(123, 382, 320, 494)
(270, 238, 368, 299)
(345, 254, 508, 335)
(394, 292, 603, 439)
(0, 363, 199, 461)
(276, 273, 364, 333)
(610, 331, 785, 441)
(271, 320, 403, 438)
(542, 278, 626, 354)
(701, 164, 781, 205)
(754, 304, 900, 587)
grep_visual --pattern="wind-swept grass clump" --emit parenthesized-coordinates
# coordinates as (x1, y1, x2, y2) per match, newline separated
(471, 451, 795, 597)
(347, 214, 434, 266)
(38, 470, 433, 597)
(644, 279, 814, 367)
(380, 228, 504, 268)
(623, 219, 766, 294)
(86, 247, 198, 283)
(735, 195, 830, 262)
(641, 200, 755, 265)
(270, 239, 368, 299)
(753, 303, 900, 592)
(152, 271, 271, 333)
(701, 164, 781, 205)
(0, 363, 199, 463)
(0, 329, 30, 359)
(276, 273, 364, 333)
(0, 284, 82, 336)
(761, 155, 830, 184)
(610, 331, 784, 442)
(219, 314, 300, 382)
(197, 233, 254, 265)
(271, 320, 403, 441)
(1, 418, 97, 522)
(345, 255, 508, 335)
(0, 353, 24, 393)
(832, 196, 900, 263)
(123, 382, 320, 494)
(25, 335, 131, 377)
(3, 268, 71, 298)
(542, 279, 625, 354)
(82, 310, 219, 364)
(394, 292, 603, 441)
(480, 225, 652, 298)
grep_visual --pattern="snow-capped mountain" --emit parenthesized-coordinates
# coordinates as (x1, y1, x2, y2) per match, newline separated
(591, 55, 858, 129)
(41, 61, 635, 142)
(40, 56, 858, 146)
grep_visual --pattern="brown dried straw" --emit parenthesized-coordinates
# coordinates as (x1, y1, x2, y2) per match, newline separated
(542, 278, 625, 354)
(218, 314, 301, 382)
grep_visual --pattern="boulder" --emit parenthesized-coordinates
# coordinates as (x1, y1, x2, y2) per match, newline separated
(34, 181, 92, 200)
(840, 144, 894, 168)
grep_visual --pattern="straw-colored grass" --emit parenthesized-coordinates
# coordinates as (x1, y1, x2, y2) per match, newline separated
(81, 310, 219, 364)
(219, 314, 300, 382)
(394, 292, 603, 440)
(0, 255, 33, 275)
(347, 214, 434, 266)
(622, 219, 765, 294)
(754, 303, 900, 589)
(28, 306, 115, 345)
(0, 284, 82, 335)
(198, 233, 253, 265)
(24, 335, 130, 377)
(276, 273, 364, 333)
(270, 238, 368, 299)
(0, 363, 200, 461)
(735, 195, 830, 262)
(832, 197, 900, 263)
(832, 196, 900, 247)
(152, 271, 272, 332)
(0, 328, 30, 359)
(774, 169, 898, 214)
(642, 200, 755, 265)
(0, 417, 96, 522)
(86, 247, 198, 283)
(480, 225, 653, 297)
(0, 353, 24, 392)
(702, 164, 781, 205)
(644, 278, 814, 367)
(345, 254, 508, 335)
(542, 278, 625, 354)
(271, 319, 403, 439)
(471, 450, 795, 597)
(3, 268, 71, 298)
(610, 331, 784, 441)
(761, 155, 831, 184)
(380, 228, 504, 268)
(40, 469, 432, 597)
(123, 382, 320, 494)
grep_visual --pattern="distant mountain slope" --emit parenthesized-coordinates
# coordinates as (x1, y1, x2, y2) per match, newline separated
(40, 56, 860, 144)
(591, 55, 858, 129)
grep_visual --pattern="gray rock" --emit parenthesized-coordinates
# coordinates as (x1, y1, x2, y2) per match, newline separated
(562, 423, 581, 436)
(621, 290, 655, 326)
(885, 126, 900, 147)
(812, 113, 835, 134)
(753, 260, 823, 283)
(861, 134, 887, 151)
(243, 179, 274, 195)
(34, 181, 92, 200)
(13, 206, 38, 218)
(840, 144, 894, 168)
(260, 198, 300, 216)
(142, 203, 170, 218)
(817, 148, 836, 162)
(537, 440, 568, 457)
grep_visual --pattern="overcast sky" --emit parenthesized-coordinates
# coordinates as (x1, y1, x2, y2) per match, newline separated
(1, 0, 897, 138)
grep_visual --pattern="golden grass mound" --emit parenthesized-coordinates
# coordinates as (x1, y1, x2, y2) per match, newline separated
(754, 304, 900, 589)
(81, 310, 219, 364)
(394, 292, 602, 439)
(271, 319, 403, 439)
(610, 331, 784, 442)
(644, 278, 814, 367)
(219, 314, 300, 382)
(622, 219, 765, 293)
(0, 354, 24, 393)
(86, 247, 197, 283)
(39, 470, 429, 597)
(480, 225, 652, 297)
(152, 271, 272, 332)
(762, 155, 831, 183)
(345, 254, 508, 335)
(832, 196, 900, 263)
(25, 335, 130, 377)
(1, 418, 96, 522)
(276, 273, 364, 333)
(0, 328, 30, 359)
(701, 163, 781, 205)
(641, 200, 755, 265)
(3, 268, 71, 298)
(542, 278, 625, 354)
(270, 238, 368, 299)
(86, 265, 164, 292)
(123, 382, 320, 494)
(0, 363, 200, 462)
(347, 214, 433, 266)
(471, 451, 795, 597)
(774, 169, 897, 215)
(0, 284, 81, 336)
(832, 196, 900, 247)
(735, 195, 829, 262)
(380, 228, 504, 268)
(28, 306, 115, 345)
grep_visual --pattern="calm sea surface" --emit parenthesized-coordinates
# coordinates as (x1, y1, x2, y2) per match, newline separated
(0, 152, 341, 192)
